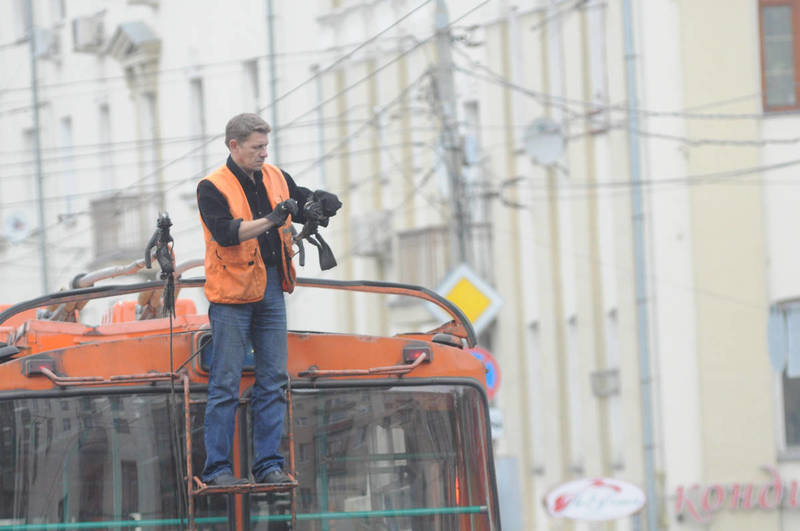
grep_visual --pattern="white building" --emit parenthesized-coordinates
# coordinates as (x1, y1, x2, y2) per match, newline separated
(3, 0, 800, 530)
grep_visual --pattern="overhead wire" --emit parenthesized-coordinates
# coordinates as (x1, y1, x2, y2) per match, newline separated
(0, 0, 464, 267)
(529, 0, 590, 34)
(292, 68, 432, 179)
(476, 157, 800, 211)
(2, 0, 485, 205)
(89, 0, 440, 205)
(450, 32, 769, 125)
(0, 37, 413, 95)
(0, 109, 435, 161)
(71, 0, 481, 202)
(0, 141, 424, 182)
(0, 1, 496, 282)
(449, 41, 800, 178)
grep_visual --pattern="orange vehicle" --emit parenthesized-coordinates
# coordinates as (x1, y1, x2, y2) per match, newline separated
(0, 250, 501, 529)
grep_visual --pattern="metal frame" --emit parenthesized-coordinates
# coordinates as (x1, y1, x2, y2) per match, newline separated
(15, 371, 500, 529)
(0, 277, 477, 347)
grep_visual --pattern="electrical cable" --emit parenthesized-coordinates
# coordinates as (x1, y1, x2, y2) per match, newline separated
(529, 0, 589, 34)
(0, 37, 414, 95)
(293, 69, 431, 178)
(0, 1, 492, 281)
(450, 38, 769, 124)
(0, 141, 421, 182)
(451, 46, 800, 150)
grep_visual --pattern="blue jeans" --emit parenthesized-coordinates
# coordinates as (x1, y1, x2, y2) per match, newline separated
(202, 267, 288, 482)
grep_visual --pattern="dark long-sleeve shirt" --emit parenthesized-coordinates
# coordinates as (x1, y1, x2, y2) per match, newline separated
(197, 156, 312, 268)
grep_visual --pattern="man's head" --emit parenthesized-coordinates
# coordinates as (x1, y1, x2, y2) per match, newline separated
(225, 113, 272, 174)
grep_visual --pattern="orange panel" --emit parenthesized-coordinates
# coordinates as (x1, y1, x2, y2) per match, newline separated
(0, 305, 37, 328)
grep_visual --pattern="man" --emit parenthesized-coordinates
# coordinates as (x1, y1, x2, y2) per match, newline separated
(197, 113, 339, 486)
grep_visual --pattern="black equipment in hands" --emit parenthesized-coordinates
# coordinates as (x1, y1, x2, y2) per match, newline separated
(303, 200, 324, 222)
(293, 190, 340, 271)
(314, 190, 342, 218)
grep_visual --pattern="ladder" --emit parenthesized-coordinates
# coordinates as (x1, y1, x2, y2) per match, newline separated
(182, 373, 299, 530)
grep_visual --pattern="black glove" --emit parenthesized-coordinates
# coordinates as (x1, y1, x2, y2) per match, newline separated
(303, 200, 325, 223)
(313, 190, 342, 217)
(265, 198, 298, 226)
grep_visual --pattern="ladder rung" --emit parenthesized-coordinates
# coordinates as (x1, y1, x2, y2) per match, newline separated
(191, 475, 298, 496)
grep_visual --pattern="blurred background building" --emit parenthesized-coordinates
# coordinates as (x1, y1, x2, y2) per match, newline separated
(2, 0, 800, 529)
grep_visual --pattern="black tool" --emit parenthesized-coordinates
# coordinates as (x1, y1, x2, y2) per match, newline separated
(144, 212, 176, 317)
(293, 192, 338, 271)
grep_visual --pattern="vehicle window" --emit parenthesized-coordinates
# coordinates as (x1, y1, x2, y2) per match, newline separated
(0, 393, 227, 530)
(244, 384, 495, 530)
(0, 384, 495, 530)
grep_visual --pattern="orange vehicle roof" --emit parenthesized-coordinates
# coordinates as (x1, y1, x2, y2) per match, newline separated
(0, 278, 486, 396)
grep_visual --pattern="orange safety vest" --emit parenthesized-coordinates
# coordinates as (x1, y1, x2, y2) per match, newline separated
(200, 163, 296, 303)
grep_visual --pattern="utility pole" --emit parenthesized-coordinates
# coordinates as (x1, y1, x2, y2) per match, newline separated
(434, 0, 468, 265)
(26, 0, 49, 293)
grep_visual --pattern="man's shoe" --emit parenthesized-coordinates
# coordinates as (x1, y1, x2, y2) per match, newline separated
(206, 472, 248, 486)
(256, 469, 292, 484)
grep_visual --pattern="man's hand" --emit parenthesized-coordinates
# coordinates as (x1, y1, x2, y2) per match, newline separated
(265, 198, 298, 226)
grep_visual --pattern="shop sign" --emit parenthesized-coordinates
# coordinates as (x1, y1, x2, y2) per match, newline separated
(675, 466, 798, 524)
(544, 478, 646, 521)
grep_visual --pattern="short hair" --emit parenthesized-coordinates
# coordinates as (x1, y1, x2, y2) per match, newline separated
(224, 113, 271, 149)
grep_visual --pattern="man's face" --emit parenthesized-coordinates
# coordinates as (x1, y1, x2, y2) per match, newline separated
(230, 132, 268, 174)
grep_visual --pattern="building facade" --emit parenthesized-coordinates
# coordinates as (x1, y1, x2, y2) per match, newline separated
(2, 0, 800, 530)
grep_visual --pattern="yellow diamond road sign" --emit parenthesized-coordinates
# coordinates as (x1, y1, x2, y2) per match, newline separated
(430, 264, 503, 335)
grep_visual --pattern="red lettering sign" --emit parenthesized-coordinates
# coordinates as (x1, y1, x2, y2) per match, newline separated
(675, 467, 795, 524)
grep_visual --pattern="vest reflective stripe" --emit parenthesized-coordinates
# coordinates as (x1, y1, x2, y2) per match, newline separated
(200, 163, 296, 303)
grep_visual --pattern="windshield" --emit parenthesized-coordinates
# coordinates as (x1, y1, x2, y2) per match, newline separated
(0, 384, 496, 530)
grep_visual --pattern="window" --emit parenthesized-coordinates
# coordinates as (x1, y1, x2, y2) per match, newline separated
(768, 301, 800, 449)
(395, 223, 494, 289)
(14, 0, 32, 40)
(604, 309, 625, 470)
(140, 91, 159, 182)
(189, 78, 207, 177)
(97, 103, 114, 186)
(1, 386, 497, 529)
(759, 0, 800, 111)
(0, 394, 206, 526)
(396, 226, 451, 288)
(90, 193, 161, 263)
(50, 0, 65, 22)
(245, 385, 496, 528)
(243, 59, 260, 112)
(565, 316, 583, 472)
(59, 116, 76, 218)
(527, 323, 547, 474)
(586, 0, 609, 131)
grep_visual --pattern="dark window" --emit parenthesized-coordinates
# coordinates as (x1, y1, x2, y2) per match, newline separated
(760, 0, 800, 111)
(769, 302, 800, 446)
(0, 393, 227, 528)
(784, 371, 800, 445)
(1, 385, 496, 530)
(245, 385, 495, 529)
